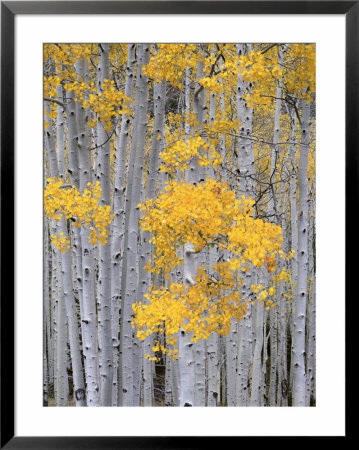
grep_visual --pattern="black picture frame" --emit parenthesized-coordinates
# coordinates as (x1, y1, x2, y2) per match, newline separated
(0, 1, 352, 447)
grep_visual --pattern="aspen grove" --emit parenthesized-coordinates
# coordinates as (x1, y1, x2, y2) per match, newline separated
(43, 43, 315, 407)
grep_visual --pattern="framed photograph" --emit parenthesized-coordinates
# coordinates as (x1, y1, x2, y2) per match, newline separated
(1, 1, 351, 447)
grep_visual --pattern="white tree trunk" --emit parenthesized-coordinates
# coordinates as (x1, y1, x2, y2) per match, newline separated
(178, 66, 197, 407)
(120, 43, 150, 406)
(236, 44, 255, 406)
(288, 108, 298, 397)
(56, 84, 65, 179)
(306, 186, 316, 406)
(54, 250, 69, 406)
(66, 90, 80, 187)
(292, 99, 311, 406)
(95, 43, 113, 406)
(60, 220, 86, 406)
(207, 332, 219, 406)
(226, 322, 237, 406)
(237, 43, 255, 198)
(178, 314, 195, 406)
(43, 219, 50, 406)
(140, 78, 166, 406)
(268, 306, 278, 405)
(47, 116, 86, 406)
(111, 43, 136, 406)
(250, 301, 265, 406)
(267, 46, 285, 223)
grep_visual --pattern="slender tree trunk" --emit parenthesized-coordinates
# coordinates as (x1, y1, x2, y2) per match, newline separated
(56, 85, 65, 179)
(268, 45, 285, 223)
(120, 43, 150, 406)
(292, 99, 311, 406)
(206, 87, 220, 407)
(171, 351, 180, 406)
(306, 190, 316, 406)
(178, 314, 195, 406)
(192, 58, 208, 407)
(268, 305, 278, 405)
(236, 43, 255, 406)
(225, 322, 237, 406)
(61, 220, 86, 406)
(288, 109, 298, 398)
(54, 250, 69, 406)
(111, 43, 136, 406)
(43, 219, 50, 406)
(95, 43, 113, 406)
(141, 78, 166, 406)
(178, 64, 200, 407)
(46, 118, 86, 406)
(66, 90, 80, 188)
(250, 301, 264, 406)
(262, 311, 270, 405)
(237, 43, 255, 198)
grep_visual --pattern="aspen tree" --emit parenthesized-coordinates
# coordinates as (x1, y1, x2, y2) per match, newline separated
(306, 192, 316, 406)
(111, 43, 136, 406)
(55, 268, 69, 406)
(179, 66, 196, 407)
(50, 244, 59, 402)
(292, 99, 311, 406)
(73, 56, 92, 323)
(66, 82, 100, 405)
(207, 84, 220, 407)
(141, 79, 166, 406)
(55, 84, 66, 179)
(43, 219, 50, 406)
(120, 43, 150, 406)
(193, 59, 207, 407)
(45, 122, 87, 406)
(236, 43, 254, 406)
(43, 42, 315, 408)
(267, 46, 286, 405)
(249, 294, 265, 406)
(96, 43, 113, 406)
(71, 56, 100, 407)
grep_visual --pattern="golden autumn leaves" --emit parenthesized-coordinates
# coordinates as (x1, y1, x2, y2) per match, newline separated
(43, 44, 130, 131)
(132, 179, 289, 361)
(43, 43, 308, 362)
(143, 44, 315, 106)
(45, 175, 290, 362)
(44, 178, 114, 251)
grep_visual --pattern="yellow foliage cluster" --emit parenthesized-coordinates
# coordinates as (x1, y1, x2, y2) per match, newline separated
(43, 44, 130, 130)
(144, 44, 244, 96)
(286, 44, 316, 101)
(198, 53, 242, 94)
(133, 178, 285, 359)
(66, 78, 129, 131)
(139, 179, 239, 273)
(52, 232, 71, 253)
(44, 43, 92, 73)
(161, 111, 240, 176)
(240, 50, 280, 85)
(133, 277, 247, 361)
(238, 44, 315, 108)
(43, 43, 92, 102)
(142, 44, 198, 88)
(44, 178, 114, 251)
(43, 75, 62, 99)
(160, 136, 222, 173)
